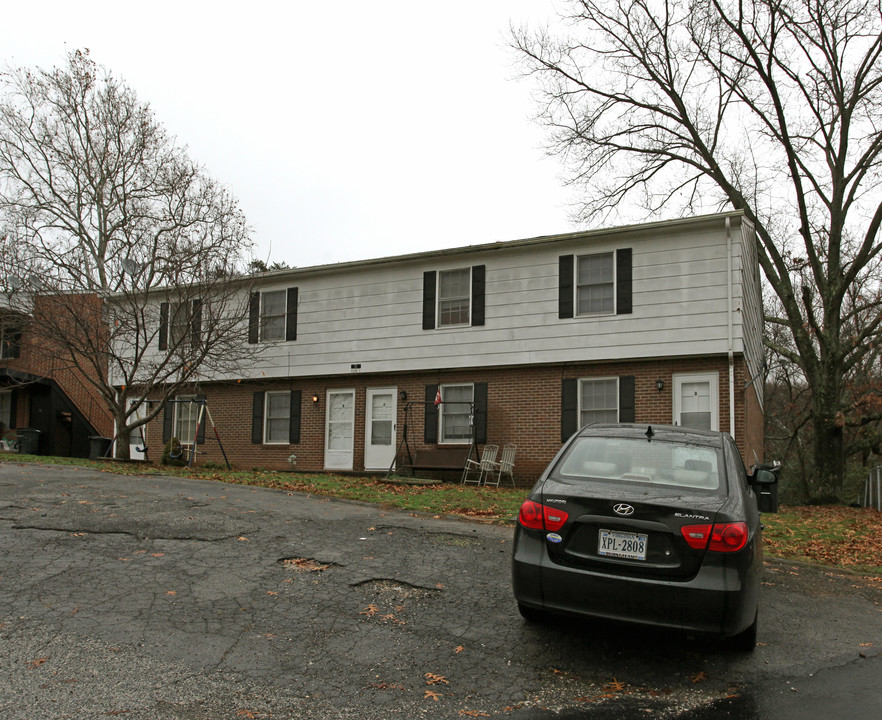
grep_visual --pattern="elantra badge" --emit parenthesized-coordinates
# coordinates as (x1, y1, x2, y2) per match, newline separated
(613, 503, 635, 516)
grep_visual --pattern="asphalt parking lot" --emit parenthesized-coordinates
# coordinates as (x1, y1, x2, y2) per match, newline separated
(1, 462, 880, 719)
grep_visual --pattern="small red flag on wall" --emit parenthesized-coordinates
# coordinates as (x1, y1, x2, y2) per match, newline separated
(434, 388, 442, 406)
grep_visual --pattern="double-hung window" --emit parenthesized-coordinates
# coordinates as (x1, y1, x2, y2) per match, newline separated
(438, 269, 471, 327)
(559, 249, 632, 318)
(422, 266, 485, 330)
(159, 300, 202, 351)
(439, 384, 473, 443)
(175, 396, 200, 445)
(580, 378, 619, 425)
(577, 252, 614, 315)
(248, 288, 298, 344)
(260, 290, 287, 342)
(264, 391, 291, 443)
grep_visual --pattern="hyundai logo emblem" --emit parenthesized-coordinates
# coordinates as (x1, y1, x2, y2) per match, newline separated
(613, 503, 635, 516)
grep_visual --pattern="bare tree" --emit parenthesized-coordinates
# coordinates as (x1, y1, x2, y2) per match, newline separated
(513, 0, 882, 501)
(0, 50, 256, 459)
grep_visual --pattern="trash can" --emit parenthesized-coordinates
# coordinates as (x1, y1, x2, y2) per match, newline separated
(89, 436, 112, 459)
(17, 428, 41, 455)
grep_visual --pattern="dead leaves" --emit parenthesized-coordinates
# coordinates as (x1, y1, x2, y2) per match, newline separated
(28, 657, 49, 669)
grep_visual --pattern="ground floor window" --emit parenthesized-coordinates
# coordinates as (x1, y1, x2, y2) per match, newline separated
(0, 391, 11, 430)
(264, 391, 291, 444)
(580, 377, 619, 426)
(440, 384, 473, 443)
(175, 396, 200, 444)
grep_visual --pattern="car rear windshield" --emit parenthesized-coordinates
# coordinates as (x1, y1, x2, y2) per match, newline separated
(557, 436, 724, 492)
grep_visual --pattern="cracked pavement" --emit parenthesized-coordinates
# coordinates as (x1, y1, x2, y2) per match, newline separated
(1, 462, 880, 719)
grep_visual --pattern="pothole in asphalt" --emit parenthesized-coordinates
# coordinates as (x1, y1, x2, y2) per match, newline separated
(277, 556, 339, 572)
(352, 578, 441, 600)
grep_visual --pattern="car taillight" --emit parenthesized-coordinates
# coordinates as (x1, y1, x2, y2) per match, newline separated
(518, 500, 569, 532)
(680, 522, 748, 552)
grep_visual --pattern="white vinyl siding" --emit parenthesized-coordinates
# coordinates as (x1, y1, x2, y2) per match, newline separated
(264, 391, 290, 443)
(580, 378, 618, 426)
(440, 384, 473, 443)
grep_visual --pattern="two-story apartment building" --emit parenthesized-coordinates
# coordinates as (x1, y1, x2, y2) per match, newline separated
(138, 211, 765, 482)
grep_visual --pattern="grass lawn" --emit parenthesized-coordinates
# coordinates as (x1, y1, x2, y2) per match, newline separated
(3, 454, 880, 574)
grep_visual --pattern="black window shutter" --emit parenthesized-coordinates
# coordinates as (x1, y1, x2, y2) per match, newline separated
(163, 402, 173, 443)
(424, 384, 439, 443)
(7, 329, 21, 359)
(473, 382, 488, 444)
(471, 265, 485, 326)
(561, 378, 579, 442)
(422, 271, 436, 330)
(191, 299, 203, 347)
(286, 287, 298, 342)
(616, 248, 632, 315)
(248, 292, 260, 344)
(9, 390, 17, 427)
(289, 389, 301, 444)
(196, 395, 207, 443)
(619, 376, 635, 423)
(159, 302, 169, 350)
(252, 391, 265, 444)
(559, 255, 574, 319)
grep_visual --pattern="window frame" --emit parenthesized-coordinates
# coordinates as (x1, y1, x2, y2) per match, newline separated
(0, 390, 12, 429)
(263, 390, 291, 444)
(576, 251, 615, 316)
(436, 267, 472, 328)
(0, 325, 22, 359)
(579, 377, 620, 426)
(174, 395, 200, 445)
(260, 290, 287, 342)
(438, 383, 474, 444)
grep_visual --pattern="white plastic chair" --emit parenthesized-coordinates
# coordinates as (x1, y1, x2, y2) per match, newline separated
(485, 444, 517, 487)
(461, 444, 498, 485)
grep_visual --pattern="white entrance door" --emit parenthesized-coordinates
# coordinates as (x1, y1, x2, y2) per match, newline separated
(325, 389, 355, 470)
(365, 387, 397, 471)
(673, 373, 719, 431)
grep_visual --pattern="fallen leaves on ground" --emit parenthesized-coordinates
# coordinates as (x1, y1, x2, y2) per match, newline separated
(425, 672, 449, 685)
(28, 657, 49, 669)
(424, 690, 443, 701)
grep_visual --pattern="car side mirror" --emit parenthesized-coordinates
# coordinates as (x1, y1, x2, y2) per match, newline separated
(750, 465, 780, 513)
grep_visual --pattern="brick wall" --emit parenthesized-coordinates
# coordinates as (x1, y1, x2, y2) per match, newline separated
(141, 354, 761, 484)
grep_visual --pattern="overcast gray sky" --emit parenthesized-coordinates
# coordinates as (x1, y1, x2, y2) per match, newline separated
(4, 0, 577, 268)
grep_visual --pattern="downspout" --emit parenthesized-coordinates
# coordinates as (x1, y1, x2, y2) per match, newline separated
(726, 217, 735, 441)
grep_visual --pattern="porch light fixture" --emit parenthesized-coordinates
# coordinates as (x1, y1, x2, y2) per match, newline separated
(656, 379, 665, 391)
(312, 394, 319, 405)
(400, 390, 407, 401)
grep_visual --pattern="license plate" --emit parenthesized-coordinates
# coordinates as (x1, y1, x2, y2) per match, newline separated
(598, 529, 648, 560)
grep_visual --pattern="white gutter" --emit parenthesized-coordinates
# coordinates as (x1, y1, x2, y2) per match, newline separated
(726, 217, 736, 440)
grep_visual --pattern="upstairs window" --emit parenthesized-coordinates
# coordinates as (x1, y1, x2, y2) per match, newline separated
(577, 253, 614, 315)
(0, 326, 22, 359)
(248, 287, 298, 343)
(260, 290, 287, 341)
(159, 300, 202, 351)
(422, 265, 485, 330)
(559, 249, 632, 318)
(438, 269, 471, 327)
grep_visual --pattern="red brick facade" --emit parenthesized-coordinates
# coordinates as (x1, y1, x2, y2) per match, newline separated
(143, 353, 763, 484)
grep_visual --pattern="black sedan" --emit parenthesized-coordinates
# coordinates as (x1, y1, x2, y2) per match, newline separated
(512, 424, 779, 651)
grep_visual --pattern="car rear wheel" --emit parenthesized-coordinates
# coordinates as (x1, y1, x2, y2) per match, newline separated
(728, 611, 758, 652)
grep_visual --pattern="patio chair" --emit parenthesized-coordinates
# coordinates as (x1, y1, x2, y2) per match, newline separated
(461, 444, 498, 485)
(485, 444, 517, 487)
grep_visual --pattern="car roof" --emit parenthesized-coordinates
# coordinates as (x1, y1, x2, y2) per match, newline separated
(574, 423, 726, 448)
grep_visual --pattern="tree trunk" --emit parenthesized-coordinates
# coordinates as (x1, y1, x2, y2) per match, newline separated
(808, 396, 845, 504)
(115, 421, 131, 461)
